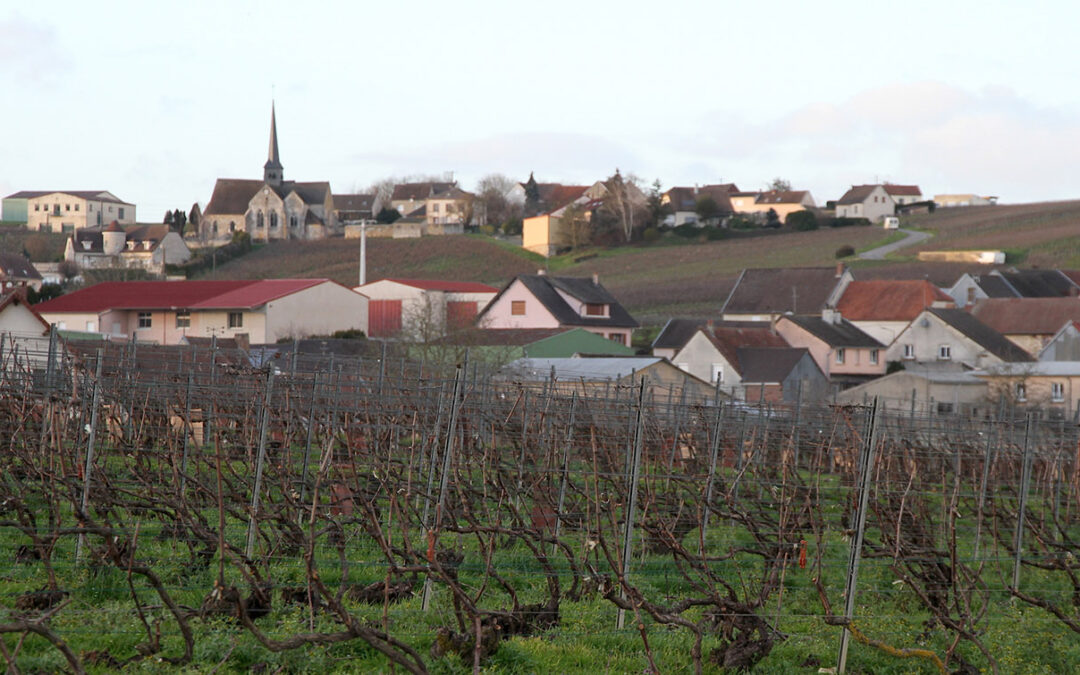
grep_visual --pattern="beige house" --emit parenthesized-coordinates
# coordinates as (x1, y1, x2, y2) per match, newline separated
(774, 310, 886, 389)
(887, 307, 1032, 370)
(835, 185, 895, 222)
(15, 190, 135, 233)
(729, 190, 815, 224)
(0, 291, 52, 373)
(522, 178, 645, 257)
(837, 368, 988, 416)
(390, 182, 475, 226)
(34, 279, 367, 344)
(976, 362, 1080, 419)
(65, 222, 192, 274)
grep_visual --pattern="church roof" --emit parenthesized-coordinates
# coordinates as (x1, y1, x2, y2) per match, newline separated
(264, 103, 282, 171)
(204, 179, 329, 216)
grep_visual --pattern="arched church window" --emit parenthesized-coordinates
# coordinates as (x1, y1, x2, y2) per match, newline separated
(257, 211, 264, 228)
(271, 212, 278, 228)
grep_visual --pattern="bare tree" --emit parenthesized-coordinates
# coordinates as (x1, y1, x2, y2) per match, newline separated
(600, 169, 648, 242)
(475, 174, 523, 230)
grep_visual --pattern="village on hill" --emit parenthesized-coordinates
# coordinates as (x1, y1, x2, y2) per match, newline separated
(0, 102, 1075, 418)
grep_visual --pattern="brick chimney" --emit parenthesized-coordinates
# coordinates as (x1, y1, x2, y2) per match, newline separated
(592, 272, 599, 285)
(835, 262, 845, 278)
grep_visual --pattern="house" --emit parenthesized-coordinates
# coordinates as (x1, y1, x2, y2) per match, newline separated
(353, 278, 498, 339)
(669, 322, 787, 390)
(4, 190, 135, 233)
(660, 184, 738, 226)
(975, 362, 1080, 420)
(836, 367, 988, 416)
(477, 273, 638, 346)
(835, 185, 895, 222)
(34, 279, 368, 345)
(521, 185, 593, 256)
(1038, 321, 1080, 361)
(65, 222, 192, 274)
(334, 194, 377, 223)
(935, 194, 998, 208)
(722, 265, 853, 322)
(0, 290, 52, 373)
(946, 269, 1079, 306)
(887, 307, 1032, 369)
(774, 310, 886, 389)
(498, 356, 722, 404)
(652, 318, 712, 360)
(390, 182, 474, 226)
(201, 103, 336, 242)
(729, 190, 815, 224)
(970, 297, 1080, 356)
(736, 347, 828, 404)
(883, 184, 923, 206)
(835, 279, 954, 346)
(0, 252, 44, 292)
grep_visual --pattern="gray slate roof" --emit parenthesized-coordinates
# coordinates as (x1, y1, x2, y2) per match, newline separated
(500, 357, 662, 382)
(204, 179, 330, 216)
(0, 253, 42, 280)
(781, 315, 883, 348)
(736, 347, 814, 383)
(503, 275, 639, 329)
(928, 307, 1033, 362)
(723, 267, 846, 316)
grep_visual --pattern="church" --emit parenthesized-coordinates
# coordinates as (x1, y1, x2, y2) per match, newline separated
(201, 105, 336, 242)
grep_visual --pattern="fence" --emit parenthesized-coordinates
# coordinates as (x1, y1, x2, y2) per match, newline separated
(0, 332, 1079, 673)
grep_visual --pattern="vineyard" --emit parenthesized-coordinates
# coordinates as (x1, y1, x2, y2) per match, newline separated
(1, 337, 1080, 673)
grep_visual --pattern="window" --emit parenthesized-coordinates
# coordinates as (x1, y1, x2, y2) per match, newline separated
(711, 363, 724, 384)
(584, 303, 606, 316)
(1052, 382, 1065, 402)
(65, 203, 71, 211)
(1016, 383, 1027, 402)
(290, 215, 297, 228)
(118, 207, 125, 218)
(74, 204, 79, 211)
(432, 203, 440, 213)
(936, 402, 954, 415)
(270, 212, 278, 228)
(903, 344, 914, 359)
(228, 312, 243, 329)
(53, 205, 60, 215)
(870, 349, 879, 365)
(938, 344, 952, 360)
(85, 321, 96, 332)
(511, 300, 526, 316)
(34, 204, 39, 212)
(256, 212, 264, 228)
(137, 312, 152, 329)
(608, 333, 625, 345)
(175, 311, 191, 329)
(835, 348, 845, 364)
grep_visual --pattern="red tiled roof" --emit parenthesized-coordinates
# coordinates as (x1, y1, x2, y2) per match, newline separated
(883, 184, 922, 196)
(34, 279, 331, 313)
(703, 325, 788, 367)
(970, 297, 1080, 335)
(836, 280, 953, 321)
(379, 278, 498, 293)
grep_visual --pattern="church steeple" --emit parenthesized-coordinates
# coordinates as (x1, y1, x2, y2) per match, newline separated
(263, 102, 283, 186)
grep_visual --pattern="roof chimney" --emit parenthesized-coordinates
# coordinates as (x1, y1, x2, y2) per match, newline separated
(835, 262, 845, 279)
(592, 272, 599, 285)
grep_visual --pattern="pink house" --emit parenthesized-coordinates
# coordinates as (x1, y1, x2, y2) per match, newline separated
(774, 309, 886, 390)
(477, 273, 638, 346)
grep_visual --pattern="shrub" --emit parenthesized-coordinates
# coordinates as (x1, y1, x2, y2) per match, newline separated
(827, 216, 871, 228)
(835, 244, 855, 258)
(501, 218, 523, 236)
(642, 227, 660, 243)
(787, 210, 818, 231)
(703, 226, 726, 241)
(479, 224, 497, 235)
(672, 224, 700, 239)
(729, 215, 757, 230)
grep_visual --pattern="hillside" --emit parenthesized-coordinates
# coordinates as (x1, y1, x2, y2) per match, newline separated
(0, 222, 67, 262)
(194, 200, 1080, 324)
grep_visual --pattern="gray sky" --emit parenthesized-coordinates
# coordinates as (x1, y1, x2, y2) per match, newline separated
(3, 0, 1078, 218)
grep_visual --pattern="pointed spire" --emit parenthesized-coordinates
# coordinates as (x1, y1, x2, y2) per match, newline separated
(264, 101, 283, 185)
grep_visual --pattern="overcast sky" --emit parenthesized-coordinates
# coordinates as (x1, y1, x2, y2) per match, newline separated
(3, 0, 1078, 218)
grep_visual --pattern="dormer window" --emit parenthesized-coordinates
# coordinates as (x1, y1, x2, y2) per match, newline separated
(143, 241, 151, 250)
(126, 241, 136, 250)
(81, 241, 91, 250)
(584, 303, 606, 317)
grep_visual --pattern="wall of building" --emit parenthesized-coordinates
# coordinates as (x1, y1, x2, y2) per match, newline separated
(482, 280, 560, 329)
(886, 314, 1002, 369)
(2, 198, 28, 222)
(671, 331, 739, 392)
(263, 282, 367, 343)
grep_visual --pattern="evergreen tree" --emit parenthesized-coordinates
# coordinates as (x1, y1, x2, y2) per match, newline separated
(523, 172, 541, 217)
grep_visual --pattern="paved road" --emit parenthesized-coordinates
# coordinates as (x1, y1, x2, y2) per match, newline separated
(858, 228, 932, 260)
